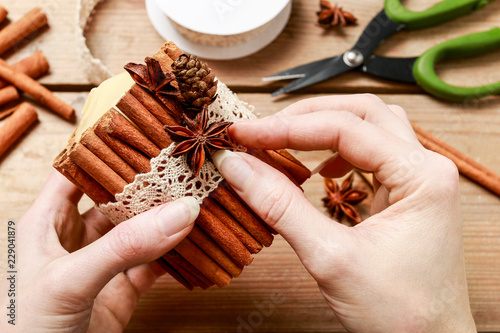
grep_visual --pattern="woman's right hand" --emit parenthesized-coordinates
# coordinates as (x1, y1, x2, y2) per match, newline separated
(214, 94, 476, 332)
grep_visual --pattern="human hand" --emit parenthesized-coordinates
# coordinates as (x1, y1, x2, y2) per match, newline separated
(213, 94, 476, 332)
(0, 170, 199, 332)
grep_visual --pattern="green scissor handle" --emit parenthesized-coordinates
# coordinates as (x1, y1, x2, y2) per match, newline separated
(413, 28, 500, 102)
(385, 0, 495, 29)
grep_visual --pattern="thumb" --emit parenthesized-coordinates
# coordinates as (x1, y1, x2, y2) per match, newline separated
(61, 197, 199, 299)
(213, 150, 351, 270)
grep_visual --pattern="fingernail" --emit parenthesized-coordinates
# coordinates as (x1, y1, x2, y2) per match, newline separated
(213, 150, 253, 192)
(156, 197, 199, 236)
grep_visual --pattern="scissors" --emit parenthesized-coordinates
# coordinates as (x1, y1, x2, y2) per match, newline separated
(263, 0, 500, 102)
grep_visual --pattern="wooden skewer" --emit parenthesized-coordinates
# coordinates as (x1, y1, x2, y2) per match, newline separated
(412, 123, 500, 197)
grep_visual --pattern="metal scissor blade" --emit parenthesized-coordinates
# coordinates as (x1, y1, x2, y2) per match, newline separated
(263, 56, 338, 82)
(363, 55, 418, 83)
(271, 55, 352, 96)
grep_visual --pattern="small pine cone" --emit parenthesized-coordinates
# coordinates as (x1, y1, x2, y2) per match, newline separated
(172, 54, 218, 113)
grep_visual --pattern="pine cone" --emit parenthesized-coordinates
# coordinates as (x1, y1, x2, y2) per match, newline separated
(172, 54, 218, 113)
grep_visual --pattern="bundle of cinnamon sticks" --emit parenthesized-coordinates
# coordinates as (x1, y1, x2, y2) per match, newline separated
(54, 42, 311, 289)
(0, 6, 75, 159)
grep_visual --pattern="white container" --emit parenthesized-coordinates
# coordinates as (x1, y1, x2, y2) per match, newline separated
(146, 0, 292, 60)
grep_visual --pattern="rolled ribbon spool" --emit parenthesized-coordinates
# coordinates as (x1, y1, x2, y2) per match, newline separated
(145, 0, 292, 60)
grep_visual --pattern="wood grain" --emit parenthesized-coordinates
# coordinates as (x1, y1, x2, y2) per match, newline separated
(0, 0, 500, 331)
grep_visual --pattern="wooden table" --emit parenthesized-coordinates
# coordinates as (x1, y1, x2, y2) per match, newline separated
(1, 0, 500, 331)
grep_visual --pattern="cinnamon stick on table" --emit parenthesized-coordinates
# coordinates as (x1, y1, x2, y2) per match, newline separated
(0, 86, 19, 107)
(0, 63, 75, 120)
(0, 103, 38, 158)
(0, 51, 50, 89)
(412, 123, 500, 197)
(0, 7, 48, 56)
(0, 5, 7, 25)
(0, 104, 18, 120)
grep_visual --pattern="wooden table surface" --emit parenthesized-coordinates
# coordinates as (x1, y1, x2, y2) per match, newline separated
(1, 0, 500, 331)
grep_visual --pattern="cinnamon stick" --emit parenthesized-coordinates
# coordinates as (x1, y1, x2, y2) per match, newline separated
(0, 86, 19, 107)
(197, 207, 254, 267)
(94, 118, 152, 174)
(0, 6, 7, 25)
(0, 8, 48, 56)
(106, 109, 161, 158)
(204, 197, 262, 254)
(188, 225, 243, 277)
(0, 103, 37, 158)
(68, 143, 127, 196)
(0, 63, 75, 120)
(174, 238, 232, 287)
(248, 149, 300, 187)
(0, 51, 50, 89)
(117, 92, 172, 148)
(80, 128, 137, 184)
(0, 104, 18, 120)
(53, 150, 115, 204)
(268, 149, 311, 185)
(212, 185, 274, 247)
(129, 84, 180, 127)
(412, 123, 500, 197)
(155, 257, 193, 290)
(162, 251, 212, 289)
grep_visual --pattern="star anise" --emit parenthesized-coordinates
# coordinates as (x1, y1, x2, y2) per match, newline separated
(164, 105, 234, 176)
(317, 0, 357, 28)
(124, 57, 182, 121)
(322, 173, 367, 224)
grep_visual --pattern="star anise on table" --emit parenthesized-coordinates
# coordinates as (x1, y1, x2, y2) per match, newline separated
(124, 57, 182, 121)
(322, 173, 368, 224)
(317, 0, 357, 28)
(164, 105, 234, 176)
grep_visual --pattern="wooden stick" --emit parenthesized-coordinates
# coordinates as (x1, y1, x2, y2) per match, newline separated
(117, 92, 172, 148)
(106, 109, 161, 158)
(174, 238, 232, 287)
(94, 119, 152, 174)
(53, 150, 115, 204)
(80, 129, 137, 184)
(0, 51, 50, 89)
(212, 184, 274, 247)
(412, 123, 500, 197)
(129, 84, 180, 126)
(268, 149, 311, 185)
(155, 257, 193, 290)
(188, 225, 243, 277)
(68, 143, 127, 196)
(0, 86, 19, 107)
(197, 207, 254, 267)
(0, 8, 48, 56)
(0, 5, 7, 25)
(0, 62, 75, 120)
(0, 103, 37, 158)
(204, 197, 262, 254)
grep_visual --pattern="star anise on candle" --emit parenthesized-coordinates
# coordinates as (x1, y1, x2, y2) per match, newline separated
(322, 173, 367, 224)
(317, 0, 357, 28)
(164, 105, 234, 176)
